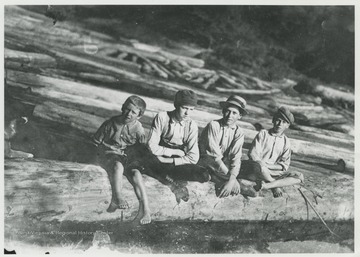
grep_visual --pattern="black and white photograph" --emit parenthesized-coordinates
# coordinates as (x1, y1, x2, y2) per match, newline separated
(2, 2, 358, 255)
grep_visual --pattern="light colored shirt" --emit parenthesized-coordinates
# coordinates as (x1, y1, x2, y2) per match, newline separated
(93, 115, 145, 155)
(147, 111, 199, 166)
(248, 129, 291, 172)
(199, 119, 244, 178)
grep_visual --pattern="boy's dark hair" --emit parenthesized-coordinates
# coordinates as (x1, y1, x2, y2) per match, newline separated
(122, 95, 147, 116)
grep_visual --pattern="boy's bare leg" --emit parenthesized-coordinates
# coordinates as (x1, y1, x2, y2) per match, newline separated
(113, 161, 129, 209)
(251, 166, 285, 197)
(262, 177, 301, 190)
(127, 169, 151, 225)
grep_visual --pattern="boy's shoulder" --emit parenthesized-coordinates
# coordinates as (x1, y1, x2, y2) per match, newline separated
(156, 111, 169, 119)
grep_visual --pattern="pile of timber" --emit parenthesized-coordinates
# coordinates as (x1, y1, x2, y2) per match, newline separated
(4, 6, 355, 170)
(5, 69, 354, 172)
(4, 5, 354, 132)
(5, 158, 354, 222)
(3, 6, 355, 224)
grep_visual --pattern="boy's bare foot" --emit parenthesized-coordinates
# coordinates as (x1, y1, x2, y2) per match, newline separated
(106, 202, 118, 213)
(271, 188, 283, 198)
(140, 211, 151, 225)
(106, 199, 129, 213)
(118, 199, 129, 209)
(134, 203, 151, 225)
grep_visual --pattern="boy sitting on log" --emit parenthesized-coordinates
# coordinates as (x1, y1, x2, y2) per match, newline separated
(243, 106, 304, 197)
(92, 95, 151, 224)
(140, 90, 210, 203)
(198, 95, 258, 198)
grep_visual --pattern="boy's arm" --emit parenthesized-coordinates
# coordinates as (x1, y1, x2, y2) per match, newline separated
(248, 130, 265, 163)
(202, 122, 228, 173)
(227, 131, 244, 178)
(92, 120, 109, 147)
(173, 122, 199, 166)
(136, 125, 147, 144)
(147, 113, 184, 158)
(275, 139, 291, 173)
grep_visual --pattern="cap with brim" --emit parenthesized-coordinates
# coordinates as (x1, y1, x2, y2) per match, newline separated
(276, 106, 294, 125)
(219, 95, 249, 115)
(174, 90, 198, 107)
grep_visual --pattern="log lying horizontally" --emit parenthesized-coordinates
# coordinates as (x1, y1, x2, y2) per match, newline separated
(28, 97, 353, 173)
(215, 87, 282, 96)
(4, 158, 354, 222)
(4, 48, 57, 68)
(5, 68, 354, 172)
(294, 83, 354, 108)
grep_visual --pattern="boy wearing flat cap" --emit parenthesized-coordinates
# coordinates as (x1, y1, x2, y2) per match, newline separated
(199, 95, 258, 198)
(144, 90, 210, 203)
(244, 106, 304, 197)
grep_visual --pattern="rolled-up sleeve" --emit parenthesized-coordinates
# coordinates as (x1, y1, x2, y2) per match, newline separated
(174, 121, 199, 165)
(277, 139, 291, 172)
(92, 120, 109, 147)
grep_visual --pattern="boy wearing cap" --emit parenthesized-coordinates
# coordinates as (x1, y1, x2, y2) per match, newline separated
(199, 95, 258, 198)
(244, 106, 304, 197)
(93, 95, 151, 224)
(144, 90, 210, 203)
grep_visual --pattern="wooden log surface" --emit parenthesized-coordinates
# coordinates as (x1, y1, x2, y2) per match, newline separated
(5, 68, 354, 172)
(5, 158, 354, 222)
(10, 87, 354, 173)
(215, 87, 282, 96)
(4, 48, 57, 68)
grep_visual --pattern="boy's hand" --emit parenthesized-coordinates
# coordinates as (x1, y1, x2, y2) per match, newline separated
(139, 134, 147, 144)
(219, 179, 236, 198)
(171, 149, 185, 157)
(156, 156, 173, 164)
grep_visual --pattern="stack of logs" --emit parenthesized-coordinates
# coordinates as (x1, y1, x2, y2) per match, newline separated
(4, 6, 355, 172)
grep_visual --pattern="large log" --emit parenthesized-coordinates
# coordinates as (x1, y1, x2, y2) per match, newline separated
(6, 69, 354, 172)
(28, 98, 354, 173)
(215, 87, 282, 96)
(294, 83, 354, 108)
(4, 158, 354, 222)
(4, 48, 57, 68)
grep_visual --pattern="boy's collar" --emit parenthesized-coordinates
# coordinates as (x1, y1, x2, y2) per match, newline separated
(269, 128, 285, 137)
(117, 115, 137, 126)
(220, 119, 237, 130)
(169, 110, 186, 126)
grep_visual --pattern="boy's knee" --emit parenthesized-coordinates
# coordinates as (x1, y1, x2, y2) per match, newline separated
(198, 169, 211, 183)
(114, 162, 124, 172)
(298, 172, 305, 183)
(251, 162, 262, 174)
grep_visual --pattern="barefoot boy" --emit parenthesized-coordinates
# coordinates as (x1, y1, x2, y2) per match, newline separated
(92, 95, 151, 224)
(144, 90, 210, 203)
(245, 106, 304, 197)
(199, 95, 258, 198)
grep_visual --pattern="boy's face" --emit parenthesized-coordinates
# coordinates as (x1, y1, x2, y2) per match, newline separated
(175, 105, 195, 121)
(272, 116, 290, 134)
(222, 105, 242, 126)
(122, 102, 141, 124)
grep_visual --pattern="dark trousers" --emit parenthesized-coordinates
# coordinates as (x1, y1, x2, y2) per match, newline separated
(129, 144, 210, 183)
(210, 159, 262, 182)
(148, 162, 210, 183)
